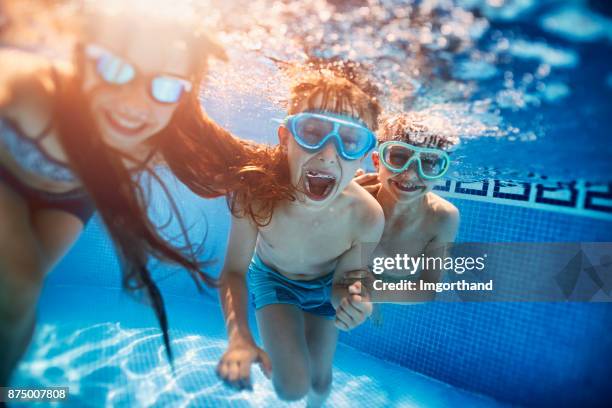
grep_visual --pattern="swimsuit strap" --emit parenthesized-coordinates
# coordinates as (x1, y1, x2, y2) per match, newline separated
(3, 117, 50, 146)
(32, 117, 54, 142)
(136, 146, 159, 171)
(2, 117, 71, 168)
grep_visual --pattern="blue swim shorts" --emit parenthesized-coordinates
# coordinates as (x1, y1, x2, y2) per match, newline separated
(247, 253, 336, 319)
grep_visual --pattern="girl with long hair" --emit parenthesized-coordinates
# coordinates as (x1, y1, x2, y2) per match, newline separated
(0, 3, 225, 385)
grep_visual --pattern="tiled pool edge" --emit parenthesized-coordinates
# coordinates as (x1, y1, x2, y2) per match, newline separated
(433, 179, 612, 221)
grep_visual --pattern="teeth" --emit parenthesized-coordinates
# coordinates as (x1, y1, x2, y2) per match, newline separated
(306, 170, 335, 180)
(304, 169, 337, 200)
(112, 113, 145, 130)
(393, 180, 419, 189)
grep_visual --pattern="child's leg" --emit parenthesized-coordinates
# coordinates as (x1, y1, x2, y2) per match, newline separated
(256, 303, 311, 401)
(304, 313, 338, 407)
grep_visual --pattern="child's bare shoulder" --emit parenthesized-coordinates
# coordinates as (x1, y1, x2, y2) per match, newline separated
(426, 192, 460, 228)
(345, 181, 385, 236)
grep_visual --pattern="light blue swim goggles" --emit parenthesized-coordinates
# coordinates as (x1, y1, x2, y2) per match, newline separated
(84, 44, 192, 104)
(379, 141, 450, 180)
(284, 112, 377, 161)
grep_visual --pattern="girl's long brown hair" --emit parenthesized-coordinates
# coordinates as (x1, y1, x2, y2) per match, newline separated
(159, 89, 295, 227)
(49, 43, 221, 363)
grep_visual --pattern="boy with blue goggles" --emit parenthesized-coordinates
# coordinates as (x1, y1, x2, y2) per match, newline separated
(284, 111, 377, 161)
(353, 112, 460, 303)
(378, 140, 450, 180)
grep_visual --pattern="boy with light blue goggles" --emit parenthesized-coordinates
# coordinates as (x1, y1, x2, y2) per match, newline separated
(284, 112, 377, 161)
(378, 140, 451, 180)
(85, 44, 192, 104)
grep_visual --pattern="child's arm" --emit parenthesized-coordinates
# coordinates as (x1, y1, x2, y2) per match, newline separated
(0, 49, 60, 132)
(332, 198, 384, 330)
(216, 214, 271, 389)
(417, 205, 460, 299)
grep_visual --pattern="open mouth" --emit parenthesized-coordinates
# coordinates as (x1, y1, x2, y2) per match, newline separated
(390, 179, 425, 193)
(304, 170, 337, 201)
(104, 110, 148, 137)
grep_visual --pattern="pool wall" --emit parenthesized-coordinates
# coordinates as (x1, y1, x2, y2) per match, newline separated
(339, 196, 612, 407)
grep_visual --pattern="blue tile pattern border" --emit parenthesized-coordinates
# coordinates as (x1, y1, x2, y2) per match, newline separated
(433, 179, 612, 220)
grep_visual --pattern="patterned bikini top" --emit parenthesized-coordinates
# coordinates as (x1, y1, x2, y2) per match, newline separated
(0, 118, 78, 183)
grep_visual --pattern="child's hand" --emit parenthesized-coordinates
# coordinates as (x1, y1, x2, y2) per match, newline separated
(333, 272, 373, 331)
(216, 339, 272, 390)
(0, 49, 58, 110)
(354, 169, 381, 196)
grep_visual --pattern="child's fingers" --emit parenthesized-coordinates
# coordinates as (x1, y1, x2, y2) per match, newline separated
(354, 173, 379, 186)
(220, 361, 241, 389)
(364, 183, 381, 195)
(339, 299, 365, 329)
(350, 295, 369, 314)
(338, 306, 354, 325)
(354, 170, 376, 178)
(349, 281, 362, 295)
(340, 298, 357, 319)
(227, 361, 241, 383)
(336, 306, 354, 329)
(345, 296, 366, 318)
(216, 359, 228, 379)
(238, 361, 252, 390)
(335, 315, 350, 331)
(349, 293, 363, 304)
(217, 360, 233, 383)
(335, 320, 348, 331)
(349, 296, 373, 318)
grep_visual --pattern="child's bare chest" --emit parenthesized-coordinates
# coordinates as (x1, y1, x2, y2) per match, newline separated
(257, 208, 353, 276)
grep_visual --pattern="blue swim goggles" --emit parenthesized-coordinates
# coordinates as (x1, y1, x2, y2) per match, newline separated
(85, 44, 192, 104)
(379, 141, 450, 180)
(284, 112, 377, 161)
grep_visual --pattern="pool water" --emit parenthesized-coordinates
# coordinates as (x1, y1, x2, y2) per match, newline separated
(7, 0, 612, 407)
(202, 0, 612, 184)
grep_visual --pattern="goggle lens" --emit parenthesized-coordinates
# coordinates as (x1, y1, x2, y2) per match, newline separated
(290, 113, 375, 160)
(295, 117, 334, 146)
(87, 45, 190, 104)
(420, 152, 448, 177)
(151, 76, 188, 104)
(380, 142, 449, 179)
(97, 53, 135, 84)
(338, 126, 372, 155)
(384, 145, 416, 169)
